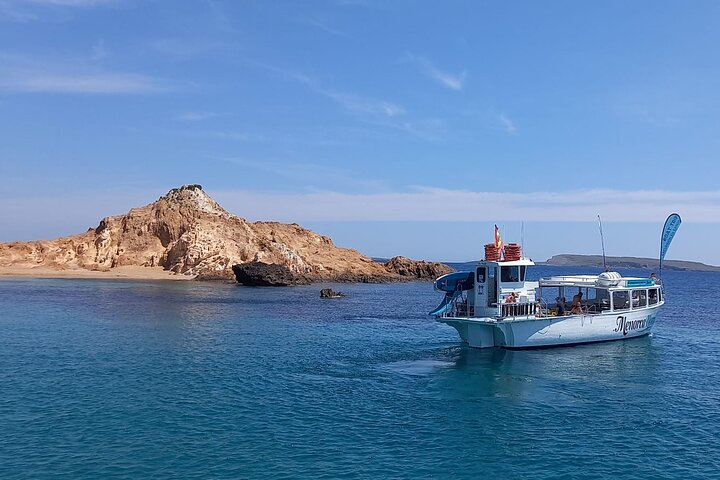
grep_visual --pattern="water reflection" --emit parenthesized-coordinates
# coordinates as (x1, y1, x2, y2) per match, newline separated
(426, 336, 663, 405)
(451, 345, 508, 368)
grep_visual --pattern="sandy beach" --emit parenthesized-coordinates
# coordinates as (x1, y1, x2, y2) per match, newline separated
(0, 265, 195, 281)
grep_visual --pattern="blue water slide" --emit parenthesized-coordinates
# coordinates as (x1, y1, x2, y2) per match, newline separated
(429, 290, 461, 317)
(434, 271, 474, 293)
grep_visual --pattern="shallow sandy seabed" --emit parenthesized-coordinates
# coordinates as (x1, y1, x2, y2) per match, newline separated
(0, 265, 195, 281)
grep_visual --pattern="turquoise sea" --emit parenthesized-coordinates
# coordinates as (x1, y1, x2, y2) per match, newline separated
(1, 266, 719, 479)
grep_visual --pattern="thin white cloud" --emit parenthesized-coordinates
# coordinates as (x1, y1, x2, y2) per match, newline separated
(0, 52, 177, 94)
(404, 54, 466, 91)
(240, 60, 445, 140)
(0, 0, 117, 21)
(335, 0, 370, 6)
(196, 131, 254, 141)
(498, 113, 517, 134)
(0, 2, 39, 21)
(147, 38, 232, 59)
(0, 71, 167, 93)
(89, 39, 107, 62)
(302, 16, 352, 39)
(212, 188, 720, 224)
(212, 156, 386, 191)
(174, 112, 224, 122)
(320, 89, 447, 140)
(288, 69, 449, 139)
(284, 70, 404, 119)
(24, 0, 116, 5)
(321, 89, 405, 118)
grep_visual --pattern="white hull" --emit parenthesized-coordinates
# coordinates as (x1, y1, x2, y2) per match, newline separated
(439, 305, 661, 349)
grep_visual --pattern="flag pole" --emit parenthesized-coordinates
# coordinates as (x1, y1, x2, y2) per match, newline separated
(597, 215, 607, 271)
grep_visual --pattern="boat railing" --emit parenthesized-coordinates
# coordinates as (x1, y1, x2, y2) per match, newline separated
(438, 299, 539, 319)
(438, 296, 475, 318)
(501, 302, 537, 318)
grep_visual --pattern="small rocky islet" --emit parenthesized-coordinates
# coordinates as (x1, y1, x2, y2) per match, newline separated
(0, 184, 452, 285)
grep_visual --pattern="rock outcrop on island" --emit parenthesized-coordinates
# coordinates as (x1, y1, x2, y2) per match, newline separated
(232, 262, 310, 286)
(0, 184, 453, 282)
(382, 256, 453, 279)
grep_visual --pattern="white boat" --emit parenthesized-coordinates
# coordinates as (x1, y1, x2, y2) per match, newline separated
(432, 259, 662, 349)
(431, 216, 681, 349)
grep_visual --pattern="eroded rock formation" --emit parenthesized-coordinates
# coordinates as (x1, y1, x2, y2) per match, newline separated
(0, 185, 452, 282)
(383, 256, 453, 280)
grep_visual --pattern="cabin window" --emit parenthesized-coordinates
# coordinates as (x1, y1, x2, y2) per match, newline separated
(476, 266, 486, 283)
(538, 287, 566, 314)
(582, 288, 602, 313)
(519, 266, 527, 281)
(649, 288, 658, 305)
(596, 289, 611, 311)
(501, 266, 520, 283)
(539, 287, 562, 303)
(632, 289, 647, 309)
(612, 290, 630, 311)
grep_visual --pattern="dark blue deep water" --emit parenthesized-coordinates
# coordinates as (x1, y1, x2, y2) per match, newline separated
(1, 267, 719, 479)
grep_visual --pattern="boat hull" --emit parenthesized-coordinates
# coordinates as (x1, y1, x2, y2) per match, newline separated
(439, 306, 660, 349)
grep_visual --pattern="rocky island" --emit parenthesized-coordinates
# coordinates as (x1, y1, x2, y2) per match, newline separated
(0, 184, 452, 283)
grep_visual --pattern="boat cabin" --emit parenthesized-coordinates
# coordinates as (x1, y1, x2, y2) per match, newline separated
(434, 259, 663, 320)
(469, 258, 539, 318)
(537, 272, 662, 316)
(432, 235, 664, 321)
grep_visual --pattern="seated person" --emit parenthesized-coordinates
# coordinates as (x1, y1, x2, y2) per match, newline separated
(571, 291, 583, 314)
(555, 296, 566, 316)
(504, 292, 517, 303)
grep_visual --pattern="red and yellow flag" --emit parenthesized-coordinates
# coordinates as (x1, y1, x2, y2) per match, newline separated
(494, 224, 503, 250)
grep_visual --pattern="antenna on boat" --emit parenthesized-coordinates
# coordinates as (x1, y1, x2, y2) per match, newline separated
(521, 221, 525, 257)
(597, 215, 607, 271)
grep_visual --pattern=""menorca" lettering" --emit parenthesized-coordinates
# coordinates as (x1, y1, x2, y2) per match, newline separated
(613, 315, 650, 336)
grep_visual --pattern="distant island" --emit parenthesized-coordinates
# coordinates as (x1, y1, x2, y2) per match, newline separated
(439, 254, 720, 273)
(544, 254, 720, 272)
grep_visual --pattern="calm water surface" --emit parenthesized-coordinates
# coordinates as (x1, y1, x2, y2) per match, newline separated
(1, 267, 719, 479)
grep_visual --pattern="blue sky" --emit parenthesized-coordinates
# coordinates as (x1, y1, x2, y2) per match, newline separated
(1, 0, 719, 264)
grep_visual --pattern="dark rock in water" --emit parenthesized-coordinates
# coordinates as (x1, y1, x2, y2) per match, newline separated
(232, 262, 309, 286)
(320, 288, 344, 298)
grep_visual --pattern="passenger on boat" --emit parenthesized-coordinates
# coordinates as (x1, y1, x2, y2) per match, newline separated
(555, 296, 566, 316)
(504, 292, 517, 303)
(571, 290, 583, 314)
(650, 273, 660, 284)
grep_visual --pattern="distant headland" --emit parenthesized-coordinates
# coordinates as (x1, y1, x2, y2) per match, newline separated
(543, 254, 720, 272)
(441, 254, 719, 273)
(0, 184, 451, 283)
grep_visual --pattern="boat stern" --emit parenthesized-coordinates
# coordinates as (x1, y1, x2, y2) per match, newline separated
(438, 317, 500, 348)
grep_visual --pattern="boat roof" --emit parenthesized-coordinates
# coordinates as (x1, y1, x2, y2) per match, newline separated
(539, 273, 657, 289)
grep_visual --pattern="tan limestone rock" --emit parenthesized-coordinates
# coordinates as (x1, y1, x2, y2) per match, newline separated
(0, 184, 450, 282)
